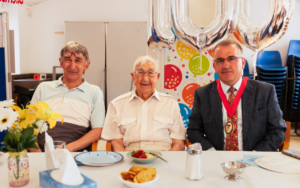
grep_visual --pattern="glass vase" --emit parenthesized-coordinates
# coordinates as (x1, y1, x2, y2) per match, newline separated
(8, 150, 30, 187)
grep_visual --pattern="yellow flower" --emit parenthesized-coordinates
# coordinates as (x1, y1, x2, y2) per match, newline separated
(33, 129, 39, 135)
(27, 101, 63, 129)
(18, 113, 36, 129)
(10, 105, 33, 120)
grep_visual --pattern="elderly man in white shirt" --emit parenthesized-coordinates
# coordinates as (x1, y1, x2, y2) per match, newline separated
(101, 55, 186, 151)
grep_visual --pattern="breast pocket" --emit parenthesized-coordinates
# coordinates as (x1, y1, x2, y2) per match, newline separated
(153, 116, 173, 137)
(118, 118, 137, 136)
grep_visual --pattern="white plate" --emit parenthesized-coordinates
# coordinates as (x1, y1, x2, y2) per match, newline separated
(255, 155, 300, 173)
(74, 151, 123, 167)
(119, 174, 159, 188)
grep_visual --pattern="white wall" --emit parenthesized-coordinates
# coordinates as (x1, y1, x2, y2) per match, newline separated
(14, 0, 148, 73)
(18, 5, 32, 73)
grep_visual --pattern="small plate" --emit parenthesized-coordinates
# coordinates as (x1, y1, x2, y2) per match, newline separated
(126, 150, 162, 164)
(119, 174, 159, 188)
(74, 151, 123, 167)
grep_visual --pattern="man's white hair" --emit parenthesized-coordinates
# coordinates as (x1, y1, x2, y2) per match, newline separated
(133, 55, 159, 73)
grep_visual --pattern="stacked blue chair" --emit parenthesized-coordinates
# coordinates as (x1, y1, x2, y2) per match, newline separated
(244, 60, 254, 79)
(256, 51, 287, 105)
(287, 40, 300, 110)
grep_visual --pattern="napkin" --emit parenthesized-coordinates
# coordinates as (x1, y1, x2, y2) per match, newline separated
(51, 149, 84, 185)
(44, 132, 59, 169)
(236, 154, 264, 168)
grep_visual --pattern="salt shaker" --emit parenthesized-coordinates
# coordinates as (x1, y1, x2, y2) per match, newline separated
(185, 143, 204, 180)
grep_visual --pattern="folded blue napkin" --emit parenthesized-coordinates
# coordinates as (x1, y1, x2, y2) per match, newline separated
(236, 154, 264, 168)
(76, 161, 84, 166)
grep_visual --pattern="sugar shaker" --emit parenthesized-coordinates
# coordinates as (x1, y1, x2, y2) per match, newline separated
(185, 142, 204, 180)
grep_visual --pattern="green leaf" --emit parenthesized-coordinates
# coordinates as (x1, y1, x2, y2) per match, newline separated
(32, 123, 38, 129)
(10, 131, 21, 146)
(27, 136, 37, 145)
(3, 145, 17, 152)
(4, 132, 17, 148)
(14, 131, 22, 143)
(20, 127, 34, 141)
(22, 135, 38, 150)
(17, 141, 24, 152)
(1, 146, 9, 152)
(24, 142, 38, 150)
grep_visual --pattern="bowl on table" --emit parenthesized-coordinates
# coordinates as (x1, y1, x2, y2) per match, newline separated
(221, 161, 247, 181)
(126, 150, 162, 164)
(118, 174, 159, 188)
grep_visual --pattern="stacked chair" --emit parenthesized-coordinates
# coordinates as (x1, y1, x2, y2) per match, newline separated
(256, 51, 287, 106)
(287, 40, 300, 110)
(286, 40, 300, 135)
(244, 60, 254, 79)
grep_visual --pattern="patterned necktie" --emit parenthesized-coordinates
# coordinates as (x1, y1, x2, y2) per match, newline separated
(225, 86, 239, 151)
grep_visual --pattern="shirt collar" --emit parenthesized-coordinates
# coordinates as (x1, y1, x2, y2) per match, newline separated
(55, 76, 88, 92)
(220, 76, 243, 93)
(129, 89, 161, 102)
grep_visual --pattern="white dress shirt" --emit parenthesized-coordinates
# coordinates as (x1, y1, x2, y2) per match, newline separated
(101, 90, 186, 147)
(209, 77, 243, 151)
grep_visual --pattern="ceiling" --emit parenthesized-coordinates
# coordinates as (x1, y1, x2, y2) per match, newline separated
(23, 0, 48, 6)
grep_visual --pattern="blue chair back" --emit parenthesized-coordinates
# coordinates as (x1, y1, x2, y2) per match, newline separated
(257, 51, 282, 68)
(244, 60, 250, 76)
(288, 40, 300, 57)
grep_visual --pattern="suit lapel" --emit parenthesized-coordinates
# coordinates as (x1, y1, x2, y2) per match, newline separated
(242, 80, 255, 147)
(210, 83, 224, 147)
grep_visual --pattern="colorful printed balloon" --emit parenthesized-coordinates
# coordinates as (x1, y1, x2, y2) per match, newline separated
(164, 64, 182, 91)
(182, 83, 200, 108)
(214, 72, 219, 80)
(176, 41, 197, 60)
(178, 103, 191, 128)
(208, 49, 214, 58)
(189, 54, 210, 77)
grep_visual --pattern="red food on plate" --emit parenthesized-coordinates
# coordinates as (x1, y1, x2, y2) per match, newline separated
(133, 152, 141, 158)
(138, 154, 147, 159)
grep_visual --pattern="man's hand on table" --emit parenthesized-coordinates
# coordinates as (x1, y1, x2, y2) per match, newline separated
(168, 139, 185, 151)
(28, 142, 42, 152)
(112, 138, 126, 152)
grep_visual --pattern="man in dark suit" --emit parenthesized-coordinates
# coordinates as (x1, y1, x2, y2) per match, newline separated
(187, 39, 286, 151)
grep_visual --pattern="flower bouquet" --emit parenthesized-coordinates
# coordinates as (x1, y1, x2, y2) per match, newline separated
(0, 99, 63, 187)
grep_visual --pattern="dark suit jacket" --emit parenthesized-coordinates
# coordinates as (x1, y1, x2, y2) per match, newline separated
(187, 79, 286, 151)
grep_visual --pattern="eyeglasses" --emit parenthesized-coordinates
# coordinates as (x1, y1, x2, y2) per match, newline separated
(134, 70, 157, 78)
(214, 56, 242, 66)
(63, 52, 83, 58)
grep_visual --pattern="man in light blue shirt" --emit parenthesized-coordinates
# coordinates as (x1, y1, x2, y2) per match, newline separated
(30, 41, 105, 152)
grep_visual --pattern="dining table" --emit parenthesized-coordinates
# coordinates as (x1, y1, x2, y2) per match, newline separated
(0, 151, 299, 188)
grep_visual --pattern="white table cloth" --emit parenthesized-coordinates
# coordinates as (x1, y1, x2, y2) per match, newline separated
(0, 151, 299, 188)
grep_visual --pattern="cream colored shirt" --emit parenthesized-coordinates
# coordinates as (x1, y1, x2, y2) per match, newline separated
(101, 90, 186, 146)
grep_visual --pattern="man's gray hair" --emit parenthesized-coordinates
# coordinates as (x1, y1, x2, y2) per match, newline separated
(60, 41, 89, 65)
(213, 39, 243, 56)
(133, 55, 159, 72)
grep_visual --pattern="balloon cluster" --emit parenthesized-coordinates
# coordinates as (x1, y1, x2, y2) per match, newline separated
(148, 0, 295, 54)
